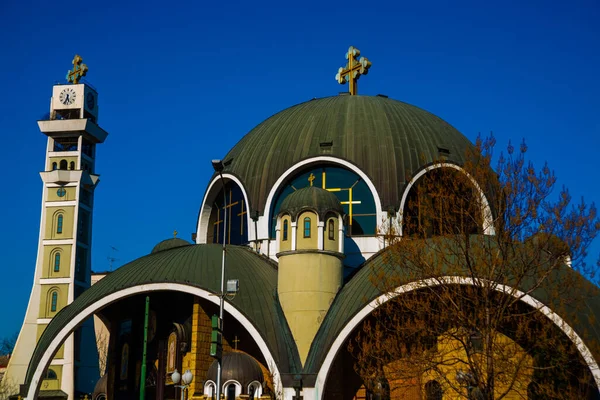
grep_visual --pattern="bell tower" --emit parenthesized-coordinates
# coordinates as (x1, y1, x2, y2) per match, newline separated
(3, 56, 108, 399)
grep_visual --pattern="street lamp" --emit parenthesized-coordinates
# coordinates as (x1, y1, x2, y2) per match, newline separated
(211, 159, 240, 400)
(171, 369, 193, 400)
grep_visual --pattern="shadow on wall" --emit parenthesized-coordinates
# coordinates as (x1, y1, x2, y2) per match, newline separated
(343, 237, 366, 279)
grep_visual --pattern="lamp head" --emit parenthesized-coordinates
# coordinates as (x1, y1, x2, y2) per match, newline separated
(182, 369, 194, 385)
(212, 159, 224, 172)
(171, 369, 181, 384)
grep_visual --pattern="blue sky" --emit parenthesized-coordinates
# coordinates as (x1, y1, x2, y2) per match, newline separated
(1, 0, 598, 339)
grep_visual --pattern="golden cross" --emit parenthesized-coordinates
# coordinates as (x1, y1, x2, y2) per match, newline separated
(223, 190, 239, 244)
(66, 55, 88, 84)
(233, 335, 240, 350)
(173, 230, 178, 238)
(237, 200, 247, 235)
(308, 173, 316, 187)
(213, 206, 224, 240)
(335, 46, 372, 95)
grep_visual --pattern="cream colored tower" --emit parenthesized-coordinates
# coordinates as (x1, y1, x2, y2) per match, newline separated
(276, 186, 345, 364)
(3, 67, 108, 399)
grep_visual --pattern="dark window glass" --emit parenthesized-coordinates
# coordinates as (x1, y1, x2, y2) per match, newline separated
(51, 291, 58, 312)
(46, 369, 57, 380)
(304, 217, 311, 238)
(57, 214, 63, 234)
(59, 160, 68, 170)
(425, 380, 442, 400)
(52, 162, 57, 170)
(283, 220, 288, 241)
(209, 182, 248, 245)
(54, 252, 60, 272)
(328, 219, 335, 240)
(69, 161, 75, 170)
(226, 384, 236, 400)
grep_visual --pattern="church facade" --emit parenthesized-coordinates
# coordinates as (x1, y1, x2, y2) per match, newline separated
(4, 49, 600, 400)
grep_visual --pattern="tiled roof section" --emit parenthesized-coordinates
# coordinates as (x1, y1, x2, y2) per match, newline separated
(25, 245, 301, 385)
(279, 186, 344, 221)
(304, 237, 600, 374)
(221, 95, 473, 215)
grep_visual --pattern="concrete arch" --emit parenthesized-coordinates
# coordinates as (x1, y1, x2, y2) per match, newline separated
(398, 163, 495, 236)
(261, 156, 384, 240)
(25, 283, 282, 400)
(314, 277, 600, 399)
(196, 173, 252, 244)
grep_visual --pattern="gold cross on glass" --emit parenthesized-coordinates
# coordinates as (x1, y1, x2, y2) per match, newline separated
(308, 173, 316, 186)
(335, 46, 372, 95)
(66, 54, 88, 84)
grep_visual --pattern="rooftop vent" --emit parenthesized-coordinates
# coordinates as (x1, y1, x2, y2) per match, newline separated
(376, 94, 388, 98)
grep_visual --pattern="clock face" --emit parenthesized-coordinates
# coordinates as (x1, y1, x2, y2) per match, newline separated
(59, 88, 77, 105)
(86, 92, 95, 109)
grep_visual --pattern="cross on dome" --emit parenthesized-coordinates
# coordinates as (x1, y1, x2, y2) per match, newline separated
(335, 46, 372, 95)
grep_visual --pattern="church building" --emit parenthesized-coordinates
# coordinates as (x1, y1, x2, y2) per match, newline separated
(4, 49, 600, 400)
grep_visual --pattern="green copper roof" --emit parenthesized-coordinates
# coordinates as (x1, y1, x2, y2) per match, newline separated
(151, 237, 191, 253)
(221, 95, 473, 215)
(25, 245, 302, 386)
(279, 186, 344, 221)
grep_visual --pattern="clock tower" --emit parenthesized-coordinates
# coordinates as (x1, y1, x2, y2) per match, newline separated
(3, 56, 108, 399)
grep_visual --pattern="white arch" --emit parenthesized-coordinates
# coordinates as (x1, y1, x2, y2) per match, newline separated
(398, 163, 496, 236)
(197, 174, 252, 244)
(25, 283, 282, 400)
(314, 276, 600, 399)
(260, 156, 384, 240)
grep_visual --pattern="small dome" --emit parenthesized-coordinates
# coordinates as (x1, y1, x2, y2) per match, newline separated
(279, 186, 344, 220)
(151, 237, 191, 254)
(206, 351, 264, 386)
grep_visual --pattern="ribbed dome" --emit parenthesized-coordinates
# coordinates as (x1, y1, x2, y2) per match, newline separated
(221, 95, 473, 215)
(207, 351, 264, 386)
(151, 237, 190, 253)
(279, 186, 344, 221)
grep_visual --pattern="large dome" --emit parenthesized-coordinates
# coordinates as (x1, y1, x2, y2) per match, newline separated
(221, 95, 473, 215)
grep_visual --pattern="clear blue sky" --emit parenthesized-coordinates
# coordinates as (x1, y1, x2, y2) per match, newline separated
(1, 0, 598, 339)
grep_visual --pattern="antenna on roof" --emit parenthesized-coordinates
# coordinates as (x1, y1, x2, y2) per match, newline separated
(107, 246, 119, 271)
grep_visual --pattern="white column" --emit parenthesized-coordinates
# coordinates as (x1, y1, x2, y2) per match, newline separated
(338, 215, 345, 253)
(291, 221, 297, 251)
(317, 221, 324, 250)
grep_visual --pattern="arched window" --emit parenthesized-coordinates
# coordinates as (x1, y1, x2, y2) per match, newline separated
(204, 381, 217, 400)
(59, 160, 68, 170)
(248, 381, 262, 399)
(425, 380, 442, 400)
(54, 252, 61, 272)
(50, 291, 58, 312)
(46, 369, 57, 380)
(56, 214, 63, 234)
(304, 217, 311, 238)
(226, 383, 236, 400)
(328, 219, 335, 240)
(52, 162, 57, 170)
(69, 161, 75, 170)
(283, 219, 289, 241)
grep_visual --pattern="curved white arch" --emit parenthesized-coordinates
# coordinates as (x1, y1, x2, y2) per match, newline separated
(314, 277, 600, 399)
(398, 163, 495, 236)
(222, 379, 242, 397)
(25, 283, 282, 400)
(197, 174, 252, 244)
(260, 156, 384, 240)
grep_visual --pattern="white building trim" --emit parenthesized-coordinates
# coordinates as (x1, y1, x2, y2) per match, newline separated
(314, 276, 600, 399)
(397, 163, 496, 236)
(25, 283, 282, 400)
(196, 173, 252, 244)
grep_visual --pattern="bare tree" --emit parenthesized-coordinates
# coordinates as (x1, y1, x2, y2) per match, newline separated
(350, 136, 600, 399)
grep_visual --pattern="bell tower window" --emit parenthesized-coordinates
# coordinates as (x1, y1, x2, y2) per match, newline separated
(50, 291, 58, 312)
(54, 252, 61, 272)
(59, 160, 68, 170)
(328, 219, 335, 240)
(56, 214, 63, 234)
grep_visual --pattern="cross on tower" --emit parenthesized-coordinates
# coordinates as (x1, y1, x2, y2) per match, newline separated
(66, 54, 88, 84)
(335, 46, 372, 95)
(233, 335, 240, 350)
(308, 173, 316, 187)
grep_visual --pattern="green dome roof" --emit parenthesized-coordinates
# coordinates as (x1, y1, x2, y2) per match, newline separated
(279, 186, 344, 220)
(151, 237, 191, 253)
(222, 95, 473, 215)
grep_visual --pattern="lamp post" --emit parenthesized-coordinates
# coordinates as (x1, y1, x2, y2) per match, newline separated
(212, 159, 227, 400)
(171, 369, 193, 400)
